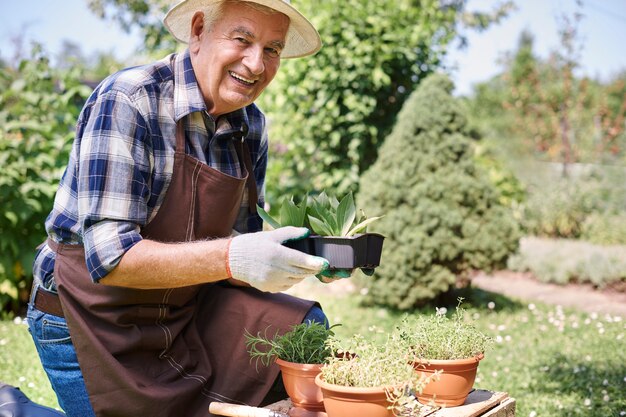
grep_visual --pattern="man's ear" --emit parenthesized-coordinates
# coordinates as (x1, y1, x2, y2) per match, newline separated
(189, 11, 205, 52)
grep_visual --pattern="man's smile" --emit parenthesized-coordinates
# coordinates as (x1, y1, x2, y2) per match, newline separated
(229, 71, 256, 85)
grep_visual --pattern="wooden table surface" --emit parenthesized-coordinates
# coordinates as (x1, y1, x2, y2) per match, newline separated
(267, 389, 516, 417)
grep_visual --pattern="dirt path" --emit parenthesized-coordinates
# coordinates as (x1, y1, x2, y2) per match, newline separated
(291, 272, 626, 317)
(471, 271, 626, 316)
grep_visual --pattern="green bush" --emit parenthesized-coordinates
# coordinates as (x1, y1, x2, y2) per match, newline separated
(507, 237, 626, 288)
(0, 46, 90, 314)
(581, 213, 626, 245)
(519, 179, 599, 238)
(356, 74, 521, 310)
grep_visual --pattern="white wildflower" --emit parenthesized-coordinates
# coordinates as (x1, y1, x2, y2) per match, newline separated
(528, 303, 536, 311)
(487, 302, 495, 310)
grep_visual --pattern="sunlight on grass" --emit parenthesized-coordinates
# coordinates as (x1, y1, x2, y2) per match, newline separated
(0, 317, 61, 410)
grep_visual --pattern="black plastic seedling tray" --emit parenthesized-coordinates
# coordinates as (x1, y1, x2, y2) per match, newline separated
(284, 233, 384, 270)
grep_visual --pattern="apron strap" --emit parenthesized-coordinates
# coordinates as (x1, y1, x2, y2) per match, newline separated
(234, 140, 258, 214)
(176, 119, 257, 214)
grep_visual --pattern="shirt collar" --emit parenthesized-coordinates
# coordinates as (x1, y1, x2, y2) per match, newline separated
(173, 49, 206, 121)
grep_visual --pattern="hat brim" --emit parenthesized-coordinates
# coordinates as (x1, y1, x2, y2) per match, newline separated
(163, 0, 321, 59)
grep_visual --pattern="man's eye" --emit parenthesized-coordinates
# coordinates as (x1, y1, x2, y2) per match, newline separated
(265, 48, 280, 58)
(235, 37, 249, 44)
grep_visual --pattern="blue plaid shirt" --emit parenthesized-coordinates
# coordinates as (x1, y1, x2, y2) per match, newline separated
(33, 49, 267, 289)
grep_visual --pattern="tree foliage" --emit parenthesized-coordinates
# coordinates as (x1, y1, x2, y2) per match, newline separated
(471, 27, 626, 169)
(260, 0, 464, 203)
(0, 46, 91, 314)
(357, 74, 520, 310)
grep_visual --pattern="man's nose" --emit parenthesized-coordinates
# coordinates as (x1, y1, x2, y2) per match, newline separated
(243, 46, 265, 75)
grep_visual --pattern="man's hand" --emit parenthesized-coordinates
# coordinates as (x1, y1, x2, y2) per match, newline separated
(227, 227, 329, 292)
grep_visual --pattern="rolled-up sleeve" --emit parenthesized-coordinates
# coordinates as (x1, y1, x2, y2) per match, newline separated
(77, 90, 152, 282)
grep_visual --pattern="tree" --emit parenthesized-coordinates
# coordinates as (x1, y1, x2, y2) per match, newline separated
(0, 45, 91, 313)
(260, 0, 483, 203)
(356, 74, 520, 310)
(472, 1, 626, 170)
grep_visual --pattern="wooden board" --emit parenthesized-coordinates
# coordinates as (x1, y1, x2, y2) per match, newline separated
(420, 390, 512, 417)
(266, 390, 515, 417)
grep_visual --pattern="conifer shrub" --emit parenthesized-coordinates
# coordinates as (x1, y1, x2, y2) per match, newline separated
(356, 74, 521, 310)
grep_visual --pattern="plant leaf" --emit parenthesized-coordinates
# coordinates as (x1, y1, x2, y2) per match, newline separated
(308, 215, 335, 236)
(347, 216, 384, 236)
(280, 198, 305, 227)
(337, 192, 357, 236)
(308, 196, 338, 234)
(297, 196, 308, 228)
(257, 205, 281, 229)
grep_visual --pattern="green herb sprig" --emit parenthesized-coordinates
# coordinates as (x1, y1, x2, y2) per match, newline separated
(396, 298, 493, 361)
(245, 322, 338, 367)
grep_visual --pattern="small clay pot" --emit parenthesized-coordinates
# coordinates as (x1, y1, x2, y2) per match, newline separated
(413, 353, 484, 407)
(276, 359, 326, 417)
(314, 374, 394, 417)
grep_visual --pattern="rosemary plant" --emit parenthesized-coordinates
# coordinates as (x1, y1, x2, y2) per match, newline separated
(245, 322, 337, 367)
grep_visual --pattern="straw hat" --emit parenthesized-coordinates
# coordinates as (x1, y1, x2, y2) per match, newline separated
(163, 0, 321, 58)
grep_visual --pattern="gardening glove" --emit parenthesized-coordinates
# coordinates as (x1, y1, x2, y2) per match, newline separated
(228, 227, 329, 293)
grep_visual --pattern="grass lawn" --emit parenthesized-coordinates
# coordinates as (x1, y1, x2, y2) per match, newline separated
(1, 279, 624, 416)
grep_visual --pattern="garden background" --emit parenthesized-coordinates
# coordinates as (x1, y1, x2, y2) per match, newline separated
(1, 1, 625, 416)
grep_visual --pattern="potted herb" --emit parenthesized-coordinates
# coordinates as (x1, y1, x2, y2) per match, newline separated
(396, 299, 493, 407)
(245, 322, 337, 417)
(258, 192, 384, 273)
(315, 333, 430, 417)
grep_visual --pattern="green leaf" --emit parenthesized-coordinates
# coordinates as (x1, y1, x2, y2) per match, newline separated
(308, 197, 338, 234)
(308, 215, 335, 236)
(347, 216, 384, 236)
(280, 198, 306, 227)
(257, 205, 281, 229)
(337, 192, 357, 236)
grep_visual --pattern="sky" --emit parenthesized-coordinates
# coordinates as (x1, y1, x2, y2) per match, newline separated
(1, 0, 625, 96)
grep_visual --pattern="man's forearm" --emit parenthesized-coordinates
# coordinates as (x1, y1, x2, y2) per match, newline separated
(100, 238, 232, 289)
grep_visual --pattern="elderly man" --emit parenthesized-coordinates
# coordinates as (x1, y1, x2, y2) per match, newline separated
(27, 1, 332, 416)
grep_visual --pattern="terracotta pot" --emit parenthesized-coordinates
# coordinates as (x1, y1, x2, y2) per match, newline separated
(413, 353, 484, 407)
(276, 359, 326, 417)
(314, 374, 394, 417)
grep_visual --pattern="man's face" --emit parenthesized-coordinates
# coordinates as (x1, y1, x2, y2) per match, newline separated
(189, 2, 290, 116)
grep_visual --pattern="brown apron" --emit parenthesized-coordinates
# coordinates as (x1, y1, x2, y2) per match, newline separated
(51, 121, 315, 416)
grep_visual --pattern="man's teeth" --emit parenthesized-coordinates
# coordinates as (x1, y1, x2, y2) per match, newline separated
(230, 72, 255, 84)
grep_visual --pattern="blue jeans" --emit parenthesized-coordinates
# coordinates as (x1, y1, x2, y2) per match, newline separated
(27, 284, 327, 415)
(27, 284, 96, 417)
